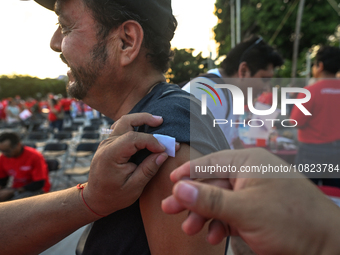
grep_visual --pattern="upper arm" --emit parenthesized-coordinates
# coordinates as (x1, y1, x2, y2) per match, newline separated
(139, 143, 226, 255)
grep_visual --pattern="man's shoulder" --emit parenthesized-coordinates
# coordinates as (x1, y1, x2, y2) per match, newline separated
(132, 82, 194, 113)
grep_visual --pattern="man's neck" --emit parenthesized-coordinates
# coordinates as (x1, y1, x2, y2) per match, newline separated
(83, 70, 166, 121)
(316, 72, 336, 79)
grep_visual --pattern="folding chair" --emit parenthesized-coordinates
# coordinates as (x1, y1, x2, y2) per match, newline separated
(0, 122, 23, 134)
(53, 131, 75, 145)
(103, 116, 114, 126)
(43, 142, 69, 158)
(45, 158, 61, 191)
(80, 132, 100, 143)
(23, 142, 37, 149)
(25, 132, 50, 148)
(90, 118, 103, 126)
(83, 125, 100, 132)
(72, 122, 84, 129)
(43, 143, 69, 190)
(64, 142, 99, 187)
(62, 125, 80, 138)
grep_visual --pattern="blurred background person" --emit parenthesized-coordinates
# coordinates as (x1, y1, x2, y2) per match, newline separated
(182, 36, 283, 150)
(0, 99, 5, 124)
(48, 98, 63, 131)
(60, 95, 73, 124)
(83, 103, 94, 120)
(0, 132, 50, 202)
(291, 46, 340, 188)
(5, 98, 20, 124)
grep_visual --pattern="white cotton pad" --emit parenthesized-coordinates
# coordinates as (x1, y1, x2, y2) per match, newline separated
(153, 134, 176, 157)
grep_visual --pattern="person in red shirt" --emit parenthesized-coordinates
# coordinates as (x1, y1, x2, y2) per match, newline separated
(0, 132, 50, 201)
(257, 87, 273, 106)
(291, 46, 340, 187)
(48, 98, 63, 131)
(60, 95, 72, 123)
(0, 100, 5, 122)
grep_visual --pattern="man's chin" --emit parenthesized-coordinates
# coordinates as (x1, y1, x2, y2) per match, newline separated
(67, 81, 87, 100)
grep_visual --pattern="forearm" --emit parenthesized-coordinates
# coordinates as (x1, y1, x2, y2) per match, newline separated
(0, 186, 100, 255)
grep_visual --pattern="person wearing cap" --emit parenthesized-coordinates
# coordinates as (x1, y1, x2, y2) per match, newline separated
(24, 0, 229, 254)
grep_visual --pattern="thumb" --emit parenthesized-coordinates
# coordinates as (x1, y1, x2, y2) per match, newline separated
(173, 181, 241, 224)
(128, 152, 168, 188)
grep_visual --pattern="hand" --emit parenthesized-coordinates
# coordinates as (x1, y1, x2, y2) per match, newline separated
(0, 188, 15, 202)
(83, 113, 177, 216)
(162, 148, 340, 255)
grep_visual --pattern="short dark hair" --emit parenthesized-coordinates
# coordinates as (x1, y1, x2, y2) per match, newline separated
(221, 36, 284, 76)
(315, 46, 340, 74)
(0, 133, 20, 147)
(83, 0, 177, 73)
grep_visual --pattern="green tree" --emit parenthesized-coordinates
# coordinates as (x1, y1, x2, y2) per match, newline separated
(214, 0, 340, 76)
(0, 75, 66, 99)
(166, 48, 208, 85)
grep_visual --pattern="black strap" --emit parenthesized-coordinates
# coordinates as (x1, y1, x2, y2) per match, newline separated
(198, 73, 231, 120)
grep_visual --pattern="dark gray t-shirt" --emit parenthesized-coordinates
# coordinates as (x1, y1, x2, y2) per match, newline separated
(82, 82, 229, 255)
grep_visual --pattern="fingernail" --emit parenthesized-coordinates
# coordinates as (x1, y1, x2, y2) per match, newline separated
(175, 182, 198, 205)
(152, 115, 163, 120)
(175, 142, 180, 146)
(158, 142, 166, 150)
(156, 153, 168, 166)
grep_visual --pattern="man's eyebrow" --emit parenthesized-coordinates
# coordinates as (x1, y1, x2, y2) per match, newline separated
(54, 0, 67, 20)
(55, 1, 61, 16)
(55, 1, 69, 22)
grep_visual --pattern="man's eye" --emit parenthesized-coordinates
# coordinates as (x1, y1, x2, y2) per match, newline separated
(56, 22, 71, 35)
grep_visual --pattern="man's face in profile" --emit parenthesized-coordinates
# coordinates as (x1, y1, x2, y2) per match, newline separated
(50, 0, 110, 100)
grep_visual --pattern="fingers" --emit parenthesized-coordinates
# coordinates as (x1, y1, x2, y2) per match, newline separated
(111, 113, 163, 136)
(170, 161, 191, 183)
(161, 195, 186, 214)
(181, 212, 208, 235)
(207, 220, 228, 245)
(169, 181, 241, 224)
(112, 132, 166, 163)
(126, 152, 168, 189)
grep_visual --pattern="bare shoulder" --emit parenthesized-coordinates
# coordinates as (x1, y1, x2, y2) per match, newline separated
(139, 143, 226, 255)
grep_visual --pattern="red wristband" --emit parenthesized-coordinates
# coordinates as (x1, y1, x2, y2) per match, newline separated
(77, 184, 107, 217)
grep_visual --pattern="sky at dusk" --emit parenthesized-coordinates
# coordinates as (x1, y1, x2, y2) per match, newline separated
(0, 0, 218, 78)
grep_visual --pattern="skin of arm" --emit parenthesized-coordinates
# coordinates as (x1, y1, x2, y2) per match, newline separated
(0, 186, 100, 255)
(140, 144, 226, 255)
(0, 113, 169, 255)
(162, 148, 340, 255)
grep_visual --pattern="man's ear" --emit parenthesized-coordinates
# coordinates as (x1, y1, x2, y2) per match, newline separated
(117, 20, 144, 66)
(238, 61, 251, 78)
(316, 61, 324, 72)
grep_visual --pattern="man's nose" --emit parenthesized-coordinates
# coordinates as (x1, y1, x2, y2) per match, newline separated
(50, 26, 63, 52)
